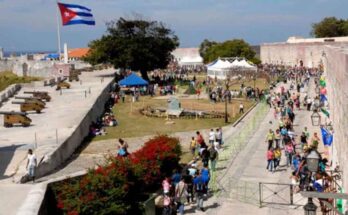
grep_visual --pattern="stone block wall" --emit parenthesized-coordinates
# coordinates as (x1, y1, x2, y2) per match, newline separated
(324, 45, 348, 194)
(261, 42, 348, 68)
(0, 84, 21, 106)
(0, 59, 91, 77)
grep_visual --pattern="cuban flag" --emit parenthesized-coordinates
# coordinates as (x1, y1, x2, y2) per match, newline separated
(58, 2, 95, 26)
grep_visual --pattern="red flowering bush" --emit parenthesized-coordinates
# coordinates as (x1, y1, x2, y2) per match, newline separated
(52, 135, 181, 215)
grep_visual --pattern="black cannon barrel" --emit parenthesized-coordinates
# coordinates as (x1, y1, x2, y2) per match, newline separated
(12, 101, 26, 105)
(24, 91, 49, 94)
(0, 111, 27, 115)
(15, 96, 34, 99)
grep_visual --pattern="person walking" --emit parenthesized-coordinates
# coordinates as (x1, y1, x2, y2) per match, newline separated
(184, 169, 194, 204)
(175, 177, 187, 215)
(266, 148, 274, 173)
(200, 147, 210, 167)
(300, 132, 308, 150)
(266, 129, 275, 150)
(201, 164, 210, 190)
(190, 137, 196, 156)
(117, 138, 129, 157)
(162, 176, 171, 195)
(196, 131, 206, 149)
(274, 129, 281, 148)
(208, 146, 218, 172)
(215, 128, 222, 146)
(26, 149, 37, 183)
(193, 171, 205, 212)
(273, 147, 282, 170)
(162, 193, 172, 215)
(208, 129, 215, 145)
(285, 143, 294, 167)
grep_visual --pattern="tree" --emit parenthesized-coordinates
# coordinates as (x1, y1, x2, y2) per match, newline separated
(84, 17, 179, 80)
(200, 39, 258, 64)
(311, 17, 348, 38)
(199, 39, 218, 58)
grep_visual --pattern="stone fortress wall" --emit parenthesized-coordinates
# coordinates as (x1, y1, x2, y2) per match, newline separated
(261, 36, 348, 67)
(261, 36, 348, 196)
(323, 45, 348, 193)
(0, 55, 90, 77)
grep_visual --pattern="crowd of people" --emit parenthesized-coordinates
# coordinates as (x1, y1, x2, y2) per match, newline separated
(89, 93, 119, 137)
(160, 128, 222, 215)
(264, 66, 337, 213)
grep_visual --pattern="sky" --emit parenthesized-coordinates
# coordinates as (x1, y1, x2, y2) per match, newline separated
(0, 0, 346, 52)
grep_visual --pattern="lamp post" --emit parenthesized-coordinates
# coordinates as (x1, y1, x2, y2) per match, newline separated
(304, 198, 317, 215)
(224, 76, 230, 124)
(303, 149, 320, 215)
(306, 149, 321, 172)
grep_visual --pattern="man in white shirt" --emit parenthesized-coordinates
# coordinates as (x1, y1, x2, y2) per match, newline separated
(215, 128, 223, 146)
(239, 102, 244, 114)
(26, 149, 37, 183)
(208, 129, 215, 145)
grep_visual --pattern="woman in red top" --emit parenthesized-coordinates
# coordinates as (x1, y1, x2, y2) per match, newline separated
(266, 148, 274, 172)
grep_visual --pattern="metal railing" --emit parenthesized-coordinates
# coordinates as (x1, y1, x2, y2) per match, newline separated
(210, 101, 269, 195)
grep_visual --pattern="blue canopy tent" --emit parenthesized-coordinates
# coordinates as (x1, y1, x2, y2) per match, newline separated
(118, 73, 148, 87)
(43, 53, 60, 60)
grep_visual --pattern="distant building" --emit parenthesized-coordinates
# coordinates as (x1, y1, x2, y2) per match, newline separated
(171, 48, 203, 69)
(68, 48, 90, 61)
(0, 47, 4, 59)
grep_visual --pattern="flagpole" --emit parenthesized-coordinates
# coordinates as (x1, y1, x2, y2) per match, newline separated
(56, 1, 61, 59)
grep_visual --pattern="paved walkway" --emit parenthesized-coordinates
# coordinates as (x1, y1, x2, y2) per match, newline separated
(181, 78, 323, 214)
(0, 69, 114, 215)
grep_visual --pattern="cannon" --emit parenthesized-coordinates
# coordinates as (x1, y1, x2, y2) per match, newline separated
(12, 101, 44, 113)
(0, 111, 32, 127)
(24, 91, 51, 102)
(56, 81, 71, 90)
(15, 96, 46, 107)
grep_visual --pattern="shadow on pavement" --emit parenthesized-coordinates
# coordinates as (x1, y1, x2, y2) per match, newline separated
(0, 144, 25, 180)
(185, 202, 220, 214)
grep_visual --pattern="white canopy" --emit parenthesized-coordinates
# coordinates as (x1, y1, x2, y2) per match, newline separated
(207, 58, 257, 80)
(239, 59, 255, 69)
(207, 59, 232, 71)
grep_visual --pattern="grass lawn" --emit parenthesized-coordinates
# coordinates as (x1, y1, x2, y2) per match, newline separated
(228, 78, 269, 91)
(0, 71, 41, 91)
(93, 96, 255, 141)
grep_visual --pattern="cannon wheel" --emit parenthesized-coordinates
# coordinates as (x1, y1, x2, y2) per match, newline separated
(4, 123, 12, 128)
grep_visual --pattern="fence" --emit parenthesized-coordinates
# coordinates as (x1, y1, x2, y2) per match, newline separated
(209, 101, 269, 194)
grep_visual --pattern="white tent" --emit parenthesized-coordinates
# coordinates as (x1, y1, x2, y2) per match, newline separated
(207, 59, 232, 79)
(239, 59, 256, 69)
(207, 58, 257, 79)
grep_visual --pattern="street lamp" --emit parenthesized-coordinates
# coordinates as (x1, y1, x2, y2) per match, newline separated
(304, 198, 317, 215)
(311, 110, 321, 126)
(303, 149, 320, 215)
(306, 149, 321, 172)
(224, 75, 230, 124)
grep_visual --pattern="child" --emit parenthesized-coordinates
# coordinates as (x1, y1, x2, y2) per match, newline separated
(190, 137, 196, 156)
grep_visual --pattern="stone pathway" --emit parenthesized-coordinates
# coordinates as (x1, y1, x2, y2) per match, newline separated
(180, 78, 324, 214)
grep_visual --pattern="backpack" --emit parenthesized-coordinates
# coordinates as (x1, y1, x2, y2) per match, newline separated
(195, 178, 205, 192)
(209, 148, 217, 160)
